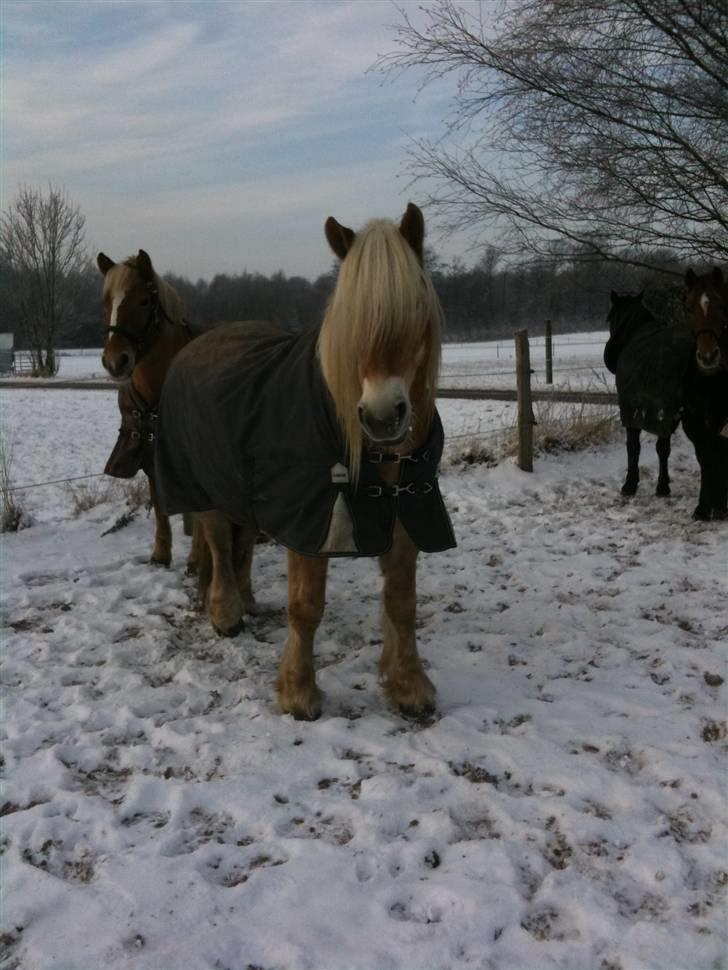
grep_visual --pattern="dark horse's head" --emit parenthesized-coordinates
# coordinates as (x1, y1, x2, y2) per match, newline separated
(685, 267, 727, 375)
(607, 290, 644, 337)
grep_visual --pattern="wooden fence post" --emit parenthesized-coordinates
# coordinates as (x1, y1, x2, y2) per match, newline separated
(515, 329, 534, 472)
(545, 319, 553, 384)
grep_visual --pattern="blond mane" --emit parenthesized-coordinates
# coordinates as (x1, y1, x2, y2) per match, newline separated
(318, 218, 443, 479)
(103, 255, 185, 325)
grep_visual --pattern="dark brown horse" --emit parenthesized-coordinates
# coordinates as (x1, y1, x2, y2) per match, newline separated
(155, 204, 455, 720)
(98, 250, 192, 564)
(682, 268, 728, 520)
(604, 290, 691, 497)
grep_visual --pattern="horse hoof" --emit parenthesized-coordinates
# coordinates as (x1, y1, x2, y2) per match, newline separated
(692, 506, 711, 521)
(150, 554, 171, 568)
(185, 560, 198, 577)
(213, 618, 244, 638)
(399, 700, 436, 721)
(655, 484, 670, 497)
(278, 690, 323, 721)
(621, 483, 637, 496)
(713, 507, 727, 520)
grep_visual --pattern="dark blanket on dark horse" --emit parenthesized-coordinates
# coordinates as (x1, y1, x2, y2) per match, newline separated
(604, 290, 693, 437)
(154, 322, 456, 558)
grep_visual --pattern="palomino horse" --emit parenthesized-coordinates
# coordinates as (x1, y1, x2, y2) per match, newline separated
(682, 267, 728, 520)
(604, 289, 691, 497)
(155, 204, 456, 720)
(98, 250, 193, 564)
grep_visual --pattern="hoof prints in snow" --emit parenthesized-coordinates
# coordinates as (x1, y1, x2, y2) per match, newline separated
(1, 433, 727, 969)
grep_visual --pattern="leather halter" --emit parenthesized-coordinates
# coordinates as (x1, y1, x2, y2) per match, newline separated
(105, 279, 186, 362)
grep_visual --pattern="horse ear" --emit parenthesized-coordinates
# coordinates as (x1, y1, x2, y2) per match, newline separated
(325, 218, 355, 260)
(685, 269, 696, 288)
(97, 252, 115, 276)
(136, 249, 154, 281)
(399, 203, 425, 263)
(710, 266, 724, 286)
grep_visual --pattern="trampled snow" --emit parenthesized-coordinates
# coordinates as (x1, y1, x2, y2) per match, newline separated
(1, 343, 726, 970)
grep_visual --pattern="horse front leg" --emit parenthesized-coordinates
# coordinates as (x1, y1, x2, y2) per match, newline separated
(197, 510, 243, 637)
(621, 427, 640, 496)
(277, 551, 327, 720)
(655, 435, 672, 497)
(232, 515, 258, 614)
(378, 521, 435, 718)
(148, 476, 172, 566)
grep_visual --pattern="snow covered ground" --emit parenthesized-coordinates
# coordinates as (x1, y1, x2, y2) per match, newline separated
(1, 343, 726, 970)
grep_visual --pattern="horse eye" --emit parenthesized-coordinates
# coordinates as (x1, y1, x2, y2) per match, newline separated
(140, 297, 150, 306)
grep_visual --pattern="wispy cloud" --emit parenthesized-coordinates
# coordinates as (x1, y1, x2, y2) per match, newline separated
(3, 1, 462, 278)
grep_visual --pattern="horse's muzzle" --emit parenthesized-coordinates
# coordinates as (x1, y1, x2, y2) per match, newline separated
(696, 347, 721, 373)
(358, 398, 411, 445)
(102, 350, 134, 380)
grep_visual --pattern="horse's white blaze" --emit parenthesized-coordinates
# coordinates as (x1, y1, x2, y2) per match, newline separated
(109, 289, 127, 330)
(360, 376, 409, 418)
(700, 292, 710, 316)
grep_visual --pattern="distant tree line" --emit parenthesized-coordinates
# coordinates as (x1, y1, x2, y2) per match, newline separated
(0, 223, 688, 350)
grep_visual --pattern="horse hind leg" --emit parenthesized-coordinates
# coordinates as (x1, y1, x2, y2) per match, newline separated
(196, 510, 243, 637)
(148, 476, 172, 566)
(621, 427, 640, 496)
(277, 551, 326, 720)
(655, 435, 671, 497)
(378, 522, 435, 718)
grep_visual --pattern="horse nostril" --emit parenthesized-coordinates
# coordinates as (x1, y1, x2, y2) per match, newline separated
(395, 400, 408, 424)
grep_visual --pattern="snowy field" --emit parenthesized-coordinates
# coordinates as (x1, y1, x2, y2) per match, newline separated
(1, 341, 726, 970)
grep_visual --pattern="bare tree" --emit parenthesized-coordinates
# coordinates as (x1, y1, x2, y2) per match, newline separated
(1, 185, 87, 375)
(380, 0, 728, 273)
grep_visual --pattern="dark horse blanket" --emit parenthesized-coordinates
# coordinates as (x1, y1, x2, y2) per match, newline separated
(154, 322, 456, 558)
(604, 288, 693, 437)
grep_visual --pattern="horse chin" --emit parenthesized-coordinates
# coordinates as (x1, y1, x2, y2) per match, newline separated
(696, 357, 721, 376)
(363, 425, 410, 448)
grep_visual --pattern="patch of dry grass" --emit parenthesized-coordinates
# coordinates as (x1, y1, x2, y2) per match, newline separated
(447, 402, 620, 467)
(0, 433, 32, 532)
(66, 476, 150, 517)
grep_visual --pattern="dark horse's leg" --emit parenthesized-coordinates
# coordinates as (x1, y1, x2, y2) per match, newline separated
(148, 476, 172, 567)
(621, 427, 641, 495)
(713, 441, 728, 519)
(277, 551, 327, 720)
(690, 436, 716, 521)
(378, 521, 435, 717)
(655, 435, 672, 497)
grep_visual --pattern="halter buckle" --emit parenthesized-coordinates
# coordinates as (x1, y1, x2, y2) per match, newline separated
(391, 482, 416, 497)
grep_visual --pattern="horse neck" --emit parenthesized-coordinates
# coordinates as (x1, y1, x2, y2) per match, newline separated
(131, 322, 188, 405)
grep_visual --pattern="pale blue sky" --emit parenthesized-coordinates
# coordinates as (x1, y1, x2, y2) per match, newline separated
(2, 0, 476, 280)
